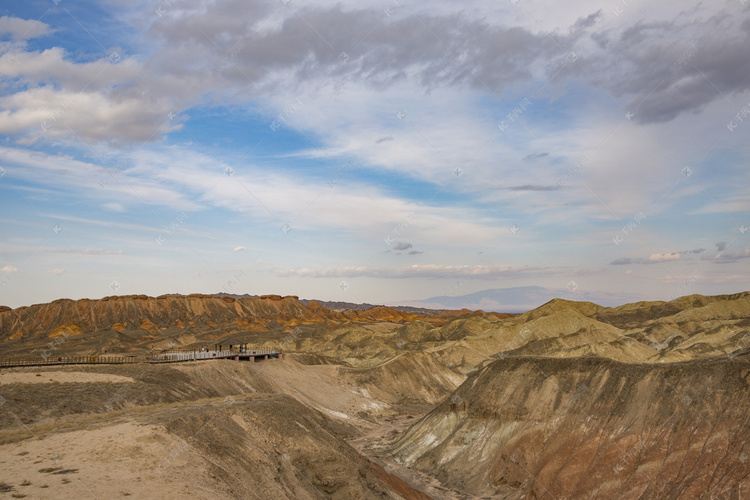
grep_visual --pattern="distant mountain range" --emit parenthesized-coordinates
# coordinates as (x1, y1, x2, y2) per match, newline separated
(219, 287, 648, 314)
(396, 286, 649, 313)
(218, 293, 449, 316)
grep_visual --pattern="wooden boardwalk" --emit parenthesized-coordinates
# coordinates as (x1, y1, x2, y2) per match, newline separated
(0, 348, 282, 369)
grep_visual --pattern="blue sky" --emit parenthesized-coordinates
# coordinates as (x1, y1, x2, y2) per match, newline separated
(0, 0, 748, 309)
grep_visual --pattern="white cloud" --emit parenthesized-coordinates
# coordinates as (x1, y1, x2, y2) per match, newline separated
(0, 265, 18, 273)
(0, 16, 52, 40)
(649, 253, 681, 263)
(0, 48, 137, 88)
(0, 46, 183, 144)
(0, 86, 179, 143)
(233, 246, 245, 252)
(48, 268, 66, 275)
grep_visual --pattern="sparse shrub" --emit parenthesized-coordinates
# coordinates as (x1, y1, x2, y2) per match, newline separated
(38, 467, 62, 473)
(20, 479, 31, 486)
(0, 482, 14, 493)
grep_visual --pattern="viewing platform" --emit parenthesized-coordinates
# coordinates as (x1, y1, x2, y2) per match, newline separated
(153, 348, 282, 363)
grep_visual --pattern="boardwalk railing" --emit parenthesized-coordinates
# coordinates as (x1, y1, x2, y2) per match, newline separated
(0, 356, 144, 368)
(0, 348, 280, 369)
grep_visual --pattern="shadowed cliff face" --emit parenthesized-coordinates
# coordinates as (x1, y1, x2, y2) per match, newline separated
(378, 355, 750, 498)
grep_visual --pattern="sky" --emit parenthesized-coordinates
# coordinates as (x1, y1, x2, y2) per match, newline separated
(0, 0, 748, 310)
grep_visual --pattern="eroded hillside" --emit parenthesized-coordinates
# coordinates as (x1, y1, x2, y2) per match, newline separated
(1, 291, 749, 499)
(374, 355, 750, 498)
(0, 359, 444, 499)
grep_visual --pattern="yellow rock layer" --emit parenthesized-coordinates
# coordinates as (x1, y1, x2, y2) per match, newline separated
(48, 324, 84, 338)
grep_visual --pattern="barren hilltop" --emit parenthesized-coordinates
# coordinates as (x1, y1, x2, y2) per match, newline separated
(1, 291, 749, 498)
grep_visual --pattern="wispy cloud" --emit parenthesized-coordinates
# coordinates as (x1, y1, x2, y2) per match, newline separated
(39, 248, 123, 255)
(508, 185, 560, 192)
(706, 249, 750, 264)
(275, 264, 546, 279)
(611, 253, 681, 265)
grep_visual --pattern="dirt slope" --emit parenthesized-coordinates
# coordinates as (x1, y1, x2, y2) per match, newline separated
(0, 359, 439, 499)
(375, 355, 750, 498)
(0, 393, 426, 499)
(343, 351, 464, 412)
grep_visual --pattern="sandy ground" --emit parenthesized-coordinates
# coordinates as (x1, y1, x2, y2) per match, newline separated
(0, 371, 135, 386)
(0, 421, 223, 499)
